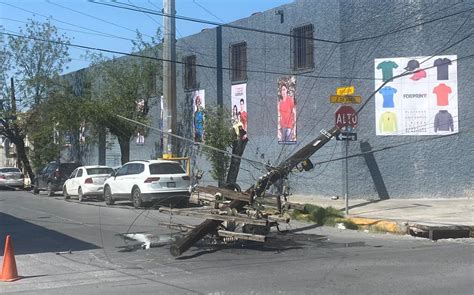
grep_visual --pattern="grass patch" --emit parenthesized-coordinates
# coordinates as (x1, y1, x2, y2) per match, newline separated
(291, 204, 359, 230)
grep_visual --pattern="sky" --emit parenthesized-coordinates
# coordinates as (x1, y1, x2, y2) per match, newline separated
(0, 0, 293, 73)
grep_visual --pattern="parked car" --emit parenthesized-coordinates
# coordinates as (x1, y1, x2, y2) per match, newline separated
(0, 167, 24, 189)
(103, 160, 191, 208)
(63, 166, 114, 202)
(33, 162, 81, 196)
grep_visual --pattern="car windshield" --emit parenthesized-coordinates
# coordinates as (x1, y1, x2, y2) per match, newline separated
(0, 168, 21, 173)
(86, 168, 114, 175)
(149, 163, 185, 175)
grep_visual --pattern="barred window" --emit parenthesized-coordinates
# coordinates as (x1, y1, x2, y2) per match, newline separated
(230, 42, 247, 82)
(183, 55, 197, 90)
(292, 24, 314, 71)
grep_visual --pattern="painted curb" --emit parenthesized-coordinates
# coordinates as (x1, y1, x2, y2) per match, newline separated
(346, 217, 408, 234)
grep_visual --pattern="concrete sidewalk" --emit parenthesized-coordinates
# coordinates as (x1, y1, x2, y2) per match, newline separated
(290, 196, 474, 239)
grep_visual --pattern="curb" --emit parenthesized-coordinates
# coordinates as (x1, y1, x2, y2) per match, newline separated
(346, 217, 474, 239)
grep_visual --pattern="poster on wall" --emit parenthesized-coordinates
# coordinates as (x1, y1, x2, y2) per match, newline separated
(192, 89, 205, 142)
(231, 83, 248, 138)
(277, 76, 297, 144)
(375, 55, 458, 136)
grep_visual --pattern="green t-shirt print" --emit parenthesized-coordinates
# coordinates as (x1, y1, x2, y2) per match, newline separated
(377, 61, 398, 82)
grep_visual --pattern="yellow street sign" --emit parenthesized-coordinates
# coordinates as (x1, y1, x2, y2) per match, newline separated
(336, 86, 355, 96)
(330, 95, 362, 104)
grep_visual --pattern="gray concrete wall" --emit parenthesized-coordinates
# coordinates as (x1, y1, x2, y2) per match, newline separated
(71, 0, 473, 199)
(173, 0, 473, 198)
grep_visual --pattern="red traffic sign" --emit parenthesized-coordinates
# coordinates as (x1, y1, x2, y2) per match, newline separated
(335, 106, 358, 129)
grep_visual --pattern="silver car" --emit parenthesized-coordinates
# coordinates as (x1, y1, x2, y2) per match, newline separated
(0, 167, 24, 189)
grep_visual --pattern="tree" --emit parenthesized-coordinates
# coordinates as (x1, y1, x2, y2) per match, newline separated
(86, 30, 162, 164)
(202, 106, 236, 187)
(0, 19, 70, 180)
(8, 19, 71, 105)
(27, 78, 90, 168)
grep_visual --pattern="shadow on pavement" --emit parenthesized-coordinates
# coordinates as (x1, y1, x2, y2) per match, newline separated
(176, 232, 366, 260)
(0, 212, 99, 255)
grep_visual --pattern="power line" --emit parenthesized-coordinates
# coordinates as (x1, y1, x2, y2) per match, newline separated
(0, 1, 129, 42)
(0, 17, 133, 41)
(356, 32, 473, 116)
(0, 31, 381, 81)
(192, 0, 225, 23)
(253, 2, 440, 163)
(117, 112, 472, 182)
(90, 0, 474, 45)
(313, 128, 473, 166)
(116, 114, 274, 170)
(45, 0, 155, 39)
(279, 2, 471, 160)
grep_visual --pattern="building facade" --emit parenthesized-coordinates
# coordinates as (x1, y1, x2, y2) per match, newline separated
(69, 0, 474, 199)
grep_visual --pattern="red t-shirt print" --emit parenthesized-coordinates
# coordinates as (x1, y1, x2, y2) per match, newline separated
(279, 97, 295, 128)
(433, 83, 452, 106)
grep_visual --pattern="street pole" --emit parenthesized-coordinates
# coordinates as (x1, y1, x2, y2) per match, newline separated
(10, 78, 21, 169)
(162, 0, 176, 158)
(216, 25, 223, 107)
(345, 135, 349, 216)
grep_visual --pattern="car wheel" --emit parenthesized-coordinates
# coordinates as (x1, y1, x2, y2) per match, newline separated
(132, 187, 143, 209)
(33, 180, 39, 195)
(47, 183, 55, 196)
(104, 186, 114, 205)
(63, 187, 70, 200)
(78, 187, 83, 202)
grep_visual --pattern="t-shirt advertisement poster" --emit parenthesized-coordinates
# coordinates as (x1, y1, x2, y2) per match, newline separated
(192, 89, 205, 143)
(231, 83, 248, 137)
(277, 76, 297, 144)
(375, 55, 458, 136)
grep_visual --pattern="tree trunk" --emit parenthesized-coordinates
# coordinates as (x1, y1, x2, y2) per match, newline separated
(117, 135, 131, 165)
(217, 152, 227, 188)
(225, 138, 248, 185)
(14, 138, 34, 181)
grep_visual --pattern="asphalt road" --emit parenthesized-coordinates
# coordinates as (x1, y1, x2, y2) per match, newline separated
(1, 189, 473, 295)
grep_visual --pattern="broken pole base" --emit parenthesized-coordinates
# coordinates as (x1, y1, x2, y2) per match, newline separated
(170, 199, 245, 257)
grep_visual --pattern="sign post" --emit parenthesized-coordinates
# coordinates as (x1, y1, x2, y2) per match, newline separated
(334, 106, 358, 216)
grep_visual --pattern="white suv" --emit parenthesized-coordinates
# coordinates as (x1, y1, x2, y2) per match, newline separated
(103, 160, 190, 208)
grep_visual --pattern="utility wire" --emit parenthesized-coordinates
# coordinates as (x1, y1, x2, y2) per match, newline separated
(356, 32, 473, 116)
(116, 114, 274, 170)
(277, 2, 469, 162)
(89, 0, 474, 45)
(45, 0, 155, 39)
(0, 31, 378, 81)
(314, 128, 473, 166)
(0, 17, 132, 41)
(0, 2, 128, 41)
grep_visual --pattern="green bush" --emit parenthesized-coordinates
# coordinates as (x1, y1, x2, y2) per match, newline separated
(292, 204, 345, 225)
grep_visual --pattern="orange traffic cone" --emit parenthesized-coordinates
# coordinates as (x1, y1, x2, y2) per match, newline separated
(1, 235, 20, 282)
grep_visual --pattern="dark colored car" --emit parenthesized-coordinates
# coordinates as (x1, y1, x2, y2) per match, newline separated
(33, 162, 81, 196)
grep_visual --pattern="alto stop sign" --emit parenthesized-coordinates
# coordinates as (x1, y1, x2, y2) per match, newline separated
(335, 106, 358, 129)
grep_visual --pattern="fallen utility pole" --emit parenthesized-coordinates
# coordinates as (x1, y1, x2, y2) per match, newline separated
(170, 126, 341, 257)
